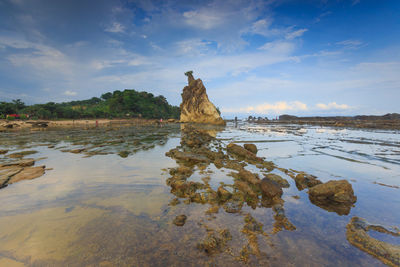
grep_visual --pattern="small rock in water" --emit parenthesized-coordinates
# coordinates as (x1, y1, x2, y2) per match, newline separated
(173, 214, 187, 226)
(295, 173, 322, 190)
(263, 173, 289, 188)
(260, 178, 283, 199)
(223, 200, 243, 213)
(118, 151, 129, 158)
(308, 179, 357, 215)
(70, 148, 86, 154)
(244, 143, 258, 154)
(0, 149, 8, 154)
(309, 180, 356, 204)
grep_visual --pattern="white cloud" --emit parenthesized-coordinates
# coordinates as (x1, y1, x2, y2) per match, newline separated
(285, 28, 308, 40)
(105, 22, 125, 33)
(249, 19, 273, 36)
(222, 101, 308, 114)
(336, 39, 363, 49)
(183, 10, 225, 30)
(316, 102, 351, 110)
(64, 90, 77, 96)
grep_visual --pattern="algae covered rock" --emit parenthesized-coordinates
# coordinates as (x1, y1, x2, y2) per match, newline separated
(260, 178, 283, 199)
(295, 173, 322, 190)
(346, 217, 400, 267)
(244, 143, 258, 154)
(309, 180, 356, 204)
(227, 143, 263, 163)
(263, 173, 289, 188)
(180, 72, 225, 125)
(308, 179, 357, 215)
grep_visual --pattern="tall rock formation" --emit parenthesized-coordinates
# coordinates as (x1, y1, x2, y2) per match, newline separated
(180, 71, 225, 125)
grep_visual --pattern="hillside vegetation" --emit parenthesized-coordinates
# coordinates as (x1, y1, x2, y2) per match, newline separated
(0, 90, 180, 120)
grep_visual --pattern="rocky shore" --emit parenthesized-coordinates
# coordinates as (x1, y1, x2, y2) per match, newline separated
(0, 118, 179, 131)
(163, 124, 369, 262)
(247, 113, 400, 130)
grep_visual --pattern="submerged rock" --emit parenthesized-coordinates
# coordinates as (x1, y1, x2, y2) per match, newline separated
(7, 150, 38, 158)
(223, 199, 243, 213)
(0, 149, 8, 154)
(346, 217, 400, 267)
(197, 229, 232, 255)
(180, 72, 225, 125)
(217, 185, 232, 202)
(308, 180, 357, 215)
(173, 214, 187, 226)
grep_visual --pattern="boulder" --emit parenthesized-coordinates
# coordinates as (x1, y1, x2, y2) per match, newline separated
(180, 72, 225, 125)
(308, 180, 357, 215)
(264, 173, 289, 188)
(295, 173, 322, 190)
(308, 180, 356, 204)
(260, 178, 283, 199)
(244, 143, 258, 154)
(227, 143, 263, 163)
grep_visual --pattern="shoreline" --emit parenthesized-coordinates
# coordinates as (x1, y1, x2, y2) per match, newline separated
(0, 118, 179, 131)
(228, 119, 400, 130)
(2, 117, 400, 131)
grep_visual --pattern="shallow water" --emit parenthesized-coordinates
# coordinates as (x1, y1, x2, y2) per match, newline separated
(0, 123, 399, 266)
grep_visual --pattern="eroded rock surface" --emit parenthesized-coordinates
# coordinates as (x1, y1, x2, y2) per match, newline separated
(346, 217, 400, 267)
(0, 158, 46, 188)
(180, 72, 225, 125)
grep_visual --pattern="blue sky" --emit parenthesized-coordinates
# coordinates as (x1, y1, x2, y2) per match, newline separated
(0, 0, 399, 118)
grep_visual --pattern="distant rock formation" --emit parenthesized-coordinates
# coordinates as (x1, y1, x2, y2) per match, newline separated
(180, 71, 225, 125)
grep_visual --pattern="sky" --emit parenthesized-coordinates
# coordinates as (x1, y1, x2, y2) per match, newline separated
(0, 0, 399, 118)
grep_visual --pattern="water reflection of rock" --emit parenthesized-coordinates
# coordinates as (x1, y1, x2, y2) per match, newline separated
(0, 125, 179, 158)
(0, 125, 179, 190)
(165, 124, 296, 262)
(346, 217, 400, 267)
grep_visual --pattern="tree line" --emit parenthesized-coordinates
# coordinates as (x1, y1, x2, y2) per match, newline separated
(0, 89, 180, 120)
